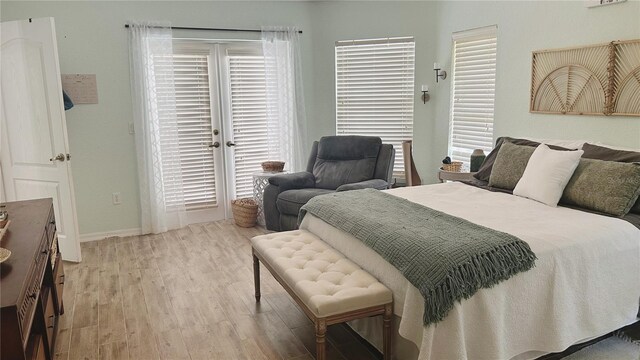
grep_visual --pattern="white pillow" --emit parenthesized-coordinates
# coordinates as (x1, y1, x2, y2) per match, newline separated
(513, 144, 584, 206)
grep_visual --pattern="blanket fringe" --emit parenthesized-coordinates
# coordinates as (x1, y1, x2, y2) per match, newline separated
(423, 241, 537, 324)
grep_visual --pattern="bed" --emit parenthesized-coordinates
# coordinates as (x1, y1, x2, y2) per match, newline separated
(299, 178, 640, 359)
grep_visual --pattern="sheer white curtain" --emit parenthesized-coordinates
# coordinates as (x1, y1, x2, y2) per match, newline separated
(261, 27, 307, 172)
(128, 21, 187, 234)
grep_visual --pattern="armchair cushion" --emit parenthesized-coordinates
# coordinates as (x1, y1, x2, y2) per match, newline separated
(313, 136, 382, 190)
(277, 188, 335, 216)
(268, 172, 316, 191)
(336, 179, 389, 192)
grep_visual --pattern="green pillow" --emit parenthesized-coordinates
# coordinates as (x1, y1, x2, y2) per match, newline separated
(581, 143, 640, 215)
(488, 141, 536, 190)
(561, 159, 640, 217)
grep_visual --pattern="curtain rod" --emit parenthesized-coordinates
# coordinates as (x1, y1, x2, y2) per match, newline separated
(124, 24, 302, 34)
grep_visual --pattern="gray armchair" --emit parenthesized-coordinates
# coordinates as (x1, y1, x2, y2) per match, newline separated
(264, 136, 395, 231)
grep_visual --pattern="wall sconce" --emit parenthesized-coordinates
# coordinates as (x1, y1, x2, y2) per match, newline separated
(434, 63, 447, 83)
(421, 85, 430, 104)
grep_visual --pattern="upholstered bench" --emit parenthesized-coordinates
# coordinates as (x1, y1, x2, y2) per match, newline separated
(251, 230, 393, 360)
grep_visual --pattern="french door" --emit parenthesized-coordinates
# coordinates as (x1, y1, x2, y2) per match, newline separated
(171, 41, 271, 223)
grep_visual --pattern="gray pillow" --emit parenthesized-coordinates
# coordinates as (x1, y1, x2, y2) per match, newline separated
(581, 143, 640, 215)
(561, 159, 640, 217)
(488, 141, 536, 190)
(474, 137, 570, 182)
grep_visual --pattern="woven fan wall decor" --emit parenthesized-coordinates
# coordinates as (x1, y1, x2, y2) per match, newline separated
(530, 39, 640, 116)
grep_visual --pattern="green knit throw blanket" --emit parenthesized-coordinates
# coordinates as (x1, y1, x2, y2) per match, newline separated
(299, 188, 537, 325)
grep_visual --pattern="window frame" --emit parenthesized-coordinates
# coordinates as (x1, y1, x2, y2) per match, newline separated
(335, 37, 416, 178)
(448, 25, 498, 167)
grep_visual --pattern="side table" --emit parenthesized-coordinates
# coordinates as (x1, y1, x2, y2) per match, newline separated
(438, 169, 477, 183)
(253, 171, 288, 226)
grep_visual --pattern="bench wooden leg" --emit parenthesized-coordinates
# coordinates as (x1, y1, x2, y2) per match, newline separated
(315, 318, 327, 360)
(383, 303, 393, 360)
(253, 252, 261, 302)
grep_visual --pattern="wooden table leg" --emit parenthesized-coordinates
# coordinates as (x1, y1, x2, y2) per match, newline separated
(253, 252, 261, 302)
(383, 303, 393, 359)
(315, 318, 327, 360)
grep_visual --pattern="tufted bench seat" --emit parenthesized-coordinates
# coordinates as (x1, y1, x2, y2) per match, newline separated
(251, 230, 393, 360)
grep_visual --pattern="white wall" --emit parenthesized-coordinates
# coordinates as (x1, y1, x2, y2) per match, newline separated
(0, 1, 315, 237)
(2, 1, 639, 236)
(429, 0, 640, 181)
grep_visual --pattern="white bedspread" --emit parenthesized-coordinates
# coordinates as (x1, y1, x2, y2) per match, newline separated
(300, 182, 640, 360)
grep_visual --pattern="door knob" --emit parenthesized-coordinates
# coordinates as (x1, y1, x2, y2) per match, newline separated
(49, 153, 65, 162)
(209, 142, 220, 148)
(226, 141, 236, 147)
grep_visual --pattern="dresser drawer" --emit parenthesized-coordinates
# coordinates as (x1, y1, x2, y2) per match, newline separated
(18, 283, 39, 344)
(43, 287, 56, 352)
(18, 235, 49, 343)
(26, 333, 46, 360)
(45, 207, 56, 244)
(52, 254, 65, 315)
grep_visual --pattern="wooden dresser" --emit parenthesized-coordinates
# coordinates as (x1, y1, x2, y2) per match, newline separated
(1, 199, 65, 360)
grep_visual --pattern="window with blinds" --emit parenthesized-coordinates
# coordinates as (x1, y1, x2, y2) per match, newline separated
(156, 53, 217, 209)
(227, 52, 272, 199)
(335, 37, 415, 176)
(449, 26, 497, 165)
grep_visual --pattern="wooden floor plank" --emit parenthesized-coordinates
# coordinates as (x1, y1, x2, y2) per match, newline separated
(97, 301, 127, 345)
(72, 291, 99, 329)
(179, 324, 217, 360)
(54, 327, 72, 356)
(291, 324, 347, 360)
(126, 317, 160, 360)
(207, 320, 248, 360)
(68, 325, 99, 360)
(98, 341, 129, 360)
(154, 329, 190, 360)
(76, 266, 100, 294)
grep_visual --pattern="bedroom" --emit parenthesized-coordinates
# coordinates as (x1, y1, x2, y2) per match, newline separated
(0, 0, 639, 359)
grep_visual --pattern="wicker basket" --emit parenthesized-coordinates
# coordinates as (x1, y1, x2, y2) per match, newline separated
(231, 198, 258, 228)
(442, 161, 463, 173)
(261, 161, 285, 173)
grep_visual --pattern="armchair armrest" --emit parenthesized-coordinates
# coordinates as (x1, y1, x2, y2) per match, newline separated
(268, 172, 316, 191)
(336, 179, 389, 192)
(264, 172, 315, 231)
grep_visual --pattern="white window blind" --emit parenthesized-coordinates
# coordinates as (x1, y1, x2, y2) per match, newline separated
(227, 52, 272, 199)
(157, 53, 217, 209)
(449, 26, 497, 165)
(335, 37, 415, 176)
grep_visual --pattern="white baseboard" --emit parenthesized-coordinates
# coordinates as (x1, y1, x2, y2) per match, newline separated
(79, 228, 142, 242)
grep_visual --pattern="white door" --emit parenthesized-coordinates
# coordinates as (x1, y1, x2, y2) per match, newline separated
(169, 45, 228, 223)
(0, 17, 82, 262)
(219, 44, 273, 213)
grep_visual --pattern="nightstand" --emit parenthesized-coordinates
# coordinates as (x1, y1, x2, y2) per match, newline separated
(438, 169, 477, 183)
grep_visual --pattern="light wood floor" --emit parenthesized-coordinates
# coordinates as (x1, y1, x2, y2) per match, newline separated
(55, 220, 380, 360)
